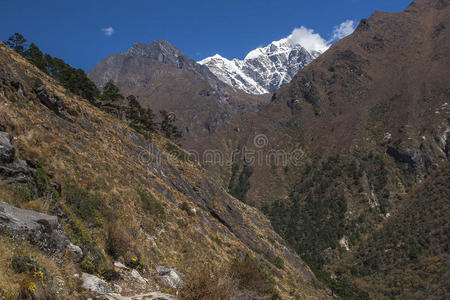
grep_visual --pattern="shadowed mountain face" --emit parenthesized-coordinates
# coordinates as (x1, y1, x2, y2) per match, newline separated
(88, 41, 267, 145)
(207, 0, 450, 203)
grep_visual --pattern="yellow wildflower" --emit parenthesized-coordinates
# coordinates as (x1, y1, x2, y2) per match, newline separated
(35, 270, 44, 280)
(28, 283, 36, 293)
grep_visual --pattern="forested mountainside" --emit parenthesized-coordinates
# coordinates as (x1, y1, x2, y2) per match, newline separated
(195, 0, 449, 297)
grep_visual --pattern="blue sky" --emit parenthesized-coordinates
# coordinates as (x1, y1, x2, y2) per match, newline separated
(1, 0, 412, 71)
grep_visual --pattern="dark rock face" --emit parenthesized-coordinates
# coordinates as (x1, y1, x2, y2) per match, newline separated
(128, 41, 229, 96)
(0, 159, 33, 184)
(33, 85, 78, 118)
(0, 131, 33, 184)
(34, 85, 66, 114)
(0, 202, 82, 258)
(0, 131, 15, 163)
(387, 143, 440, 173)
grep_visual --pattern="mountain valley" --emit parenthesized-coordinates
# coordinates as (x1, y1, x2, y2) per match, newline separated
(0, 0, 449, 299)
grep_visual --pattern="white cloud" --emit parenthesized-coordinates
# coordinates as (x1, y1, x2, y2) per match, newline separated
(329, 20, 356, 42)
(286, 20, 356, 54)
(287, 26, 329, 53)
(101, 27, 115, 37)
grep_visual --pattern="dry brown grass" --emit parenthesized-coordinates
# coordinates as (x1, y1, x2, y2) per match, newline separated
(180, 264, 234, 300)
(106, 221, 132, 260)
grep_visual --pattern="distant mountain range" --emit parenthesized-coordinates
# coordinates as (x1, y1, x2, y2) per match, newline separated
(199, 37, 322, 94)
(87, 40, 267, 144)
(87, 33, 325, 141)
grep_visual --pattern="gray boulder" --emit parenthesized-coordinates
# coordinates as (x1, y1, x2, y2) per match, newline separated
(155, 266, 183, 289)
(0, 202, 82, 259)
(67, 242, 84, 263)
(0, 132, 14, 163)
(131, 269, 148, 284)
(82, 273, 112, 295)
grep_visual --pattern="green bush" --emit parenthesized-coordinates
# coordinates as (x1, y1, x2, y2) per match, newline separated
(10, 161, 58, 203)
(63, 184, 105, 226)
(138, 191, 165, 218)
(11, 256, 41, 274)
(80, 244, 106, 275)
(179, 202, 195, 216)
(101, 80, 123, 102)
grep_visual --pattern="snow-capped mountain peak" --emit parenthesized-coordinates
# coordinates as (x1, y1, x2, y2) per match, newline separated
(199, 54, 269, 95)
(199, 37, 322, 95)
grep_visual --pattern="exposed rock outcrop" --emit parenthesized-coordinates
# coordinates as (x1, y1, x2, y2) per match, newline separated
(155, 266, 183, 289)
(81, 272, 174, 300)
(0, 41, 327, 299)
(82, 273, 113, 295)
(33, 84, 78, 119)
(0, 131, 14, 163)
(131, 269, 148, 284)
(0, 202, 82, 259)
(0, 131, 34, 184)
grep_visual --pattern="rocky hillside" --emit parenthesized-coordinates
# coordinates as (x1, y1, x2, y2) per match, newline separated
(196, 0, 449, 297)
(0, 43, 328, 299)
(87, 41, 267, 145)
(199, 38, 320, 95)
(88, 40, 229, 98)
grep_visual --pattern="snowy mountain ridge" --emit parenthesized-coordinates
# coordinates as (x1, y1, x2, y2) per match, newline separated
(199, 36, 322, 95)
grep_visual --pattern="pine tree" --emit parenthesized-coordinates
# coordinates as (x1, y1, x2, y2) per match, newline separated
(126, 95, 140, 107)
(159, 110, 182, 139)
(24, 43, 48, 73)
(101, 80, 124, 102)
(5, 33, 27, 54)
